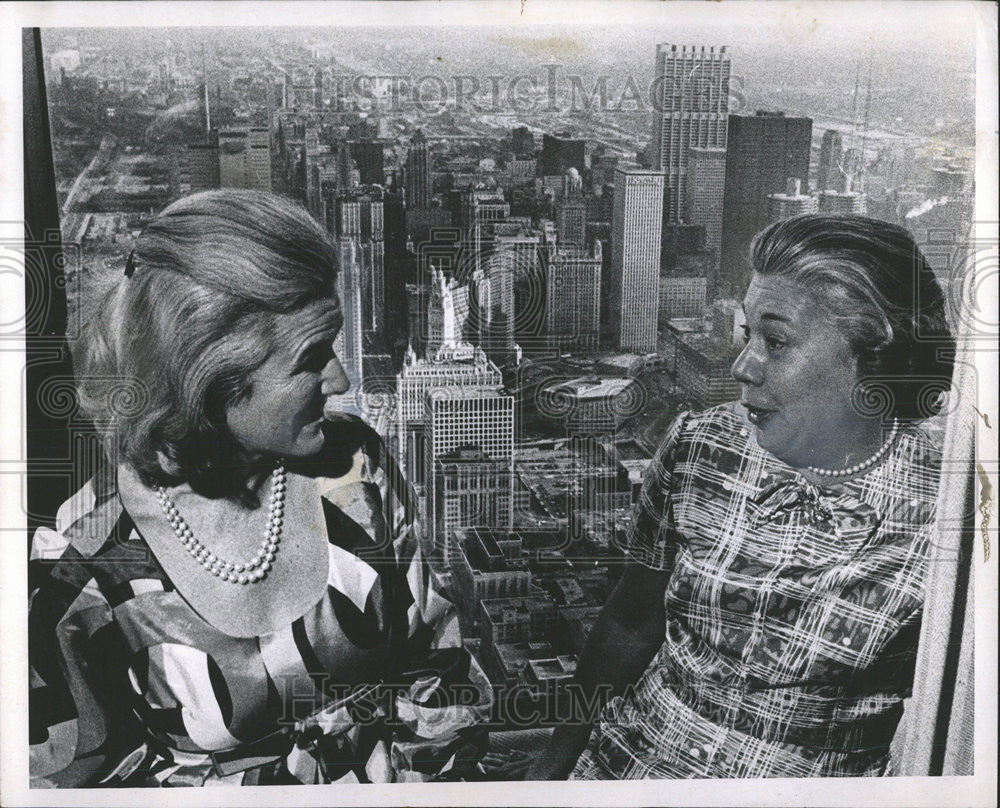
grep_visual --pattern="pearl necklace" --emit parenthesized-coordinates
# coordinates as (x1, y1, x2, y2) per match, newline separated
(155, 465, 286, 584)
(806, 420, 899, 478)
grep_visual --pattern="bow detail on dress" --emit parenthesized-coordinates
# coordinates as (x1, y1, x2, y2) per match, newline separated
(750, 470, 883, 542)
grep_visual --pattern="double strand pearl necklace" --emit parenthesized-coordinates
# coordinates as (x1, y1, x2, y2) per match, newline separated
(155, 465, 286, 584)
(806, 419, 899, 479)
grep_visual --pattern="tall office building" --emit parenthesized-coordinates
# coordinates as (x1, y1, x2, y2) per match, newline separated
(609, 167, 665, 353)
(218, 127, 271, 191)
(332, 187, 385, 343)
(332, 240, 365, 391)
(350, 140, 385, 187)
(512, 126, 535, 157)
(180, 135, 220, 194)
(841, 148, 863, 190)
(818, 129, 846, 192)
(463, 190, 510, 238)
(313, 67, 323, 108)
(591, 152, 622, 191)
(473, 255, 515, 364)
(248, 138, 272, 192)
(406, 129, 431, 209)
(382, 182, 409, 358)
(556, 194, 587, 248)
(719, 111, 812, 296)
(434, 450, 514, 560)
(660, 276, 707, 319)
(218, 128, 248, 189)
(766, 178, 818, 222)
(685, 146, 726, 261)
(651, 44, 730, 223)
(546, 242, 602, 350)
(540, 133, 586, 176)
(395, 345, 502, 486)
(424, 385, 514, 560)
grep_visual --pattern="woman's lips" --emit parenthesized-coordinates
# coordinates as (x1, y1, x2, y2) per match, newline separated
(743, 404, 776, 425)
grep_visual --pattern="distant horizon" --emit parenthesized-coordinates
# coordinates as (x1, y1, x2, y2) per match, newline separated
(41, 21, 976, 146)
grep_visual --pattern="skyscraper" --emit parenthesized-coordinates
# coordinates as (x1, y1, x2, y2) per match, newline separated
(180, 133, 220, 194)
(313, 66, 323, 108)
(406, 129, 431, 209)
(540, 133, 585, 176)
(685, 146, 726, 261)
(546, 242, 602, 350)
(426, 267, 472, 359)
(424, 385, 514, 559)
(473, 255, 515, 365)
(247, 128, 272, 192)
(651, 44, 730, 223)
(350, 140, 385, 187)
(333, 187, 385, 344)
(719, 111, 812, 296)
(218, 127, 271, 191)
(333, 239, 364, 391)
(818, 129, 846, 192)
(556, 194, 587, 248)
(609, 167, 665, 353)
(434, 449, 514, 560)
(395, 345, 502, 486)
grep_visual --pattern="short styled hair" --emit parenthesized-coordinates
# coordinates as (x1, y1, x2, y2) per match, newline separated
(76, 190, 340, 502)
(749, 214, 954, 422)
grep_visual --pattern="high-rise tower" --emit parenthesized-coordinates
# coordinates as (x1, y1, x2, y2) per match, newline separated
(685, 146, 726, 263)
(719, 111, 812, 296)
(406, 130, 431, 209)
(546, 242, 602, 350)
(609, 167, 665, 353)
(651, 44, 730, 223)
(818, 129, 846, 192)
(423, 385, 514, 560)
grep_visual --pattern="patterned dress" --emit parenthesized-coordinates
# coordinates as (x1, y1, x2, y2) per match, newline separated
(29, 416, 491, 787)
(572, 405, 941, 779)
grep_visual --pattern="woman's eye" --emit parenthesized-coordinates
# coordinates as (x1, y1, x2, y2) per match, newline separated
(297, 351, 332, 374)
(765, 336, 785, 351)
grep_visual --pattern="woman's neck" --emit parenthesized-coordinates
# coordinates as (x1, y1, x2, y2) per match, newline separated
(794, 416, 895, 479)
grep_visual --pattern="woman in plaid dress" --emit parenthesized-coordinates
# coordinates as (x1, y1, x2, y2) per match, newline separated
(530, 215, 954, 779)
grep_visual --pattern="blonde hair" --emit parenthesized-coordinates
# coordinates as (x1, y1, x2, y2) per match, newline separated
(77, 190, 340, 503)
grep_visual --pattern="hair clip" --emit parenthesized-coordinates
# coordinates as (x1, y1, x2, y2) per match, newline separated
(124, 250, 136, 278)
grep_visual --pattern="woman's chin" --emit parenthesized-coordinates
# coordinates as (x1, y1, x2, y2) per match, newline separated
(300, 419, 326, 447)
(273, 420, 326, 458)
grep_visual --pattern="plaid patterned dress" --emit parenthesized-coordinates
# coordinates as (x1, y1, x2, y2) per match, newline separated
(572, 405, 941, 779)
(29, 416, 491, 787)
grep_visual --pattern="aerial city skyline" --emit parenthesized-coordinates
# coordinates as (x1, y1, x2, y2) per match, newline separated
(40, 24, 976, 729)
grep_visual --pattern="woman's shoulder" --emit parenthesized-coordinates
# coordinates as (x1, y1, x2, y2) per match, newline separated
(657, 402, 753, 453)
(685, 402, 753, 436)
(887, 419, 945, 500)
(28, 469, 142, 610)
(31, 469, 126, 564)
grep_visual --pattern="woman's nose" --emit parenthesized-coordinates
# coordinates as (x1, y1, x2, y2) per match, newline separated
(731, 343, 764, 386)
(321, 354, 350, 395)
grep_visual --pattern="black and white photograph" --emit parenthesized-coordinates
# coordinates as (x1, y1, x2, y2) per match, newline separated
(0, 1, 996, 806)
